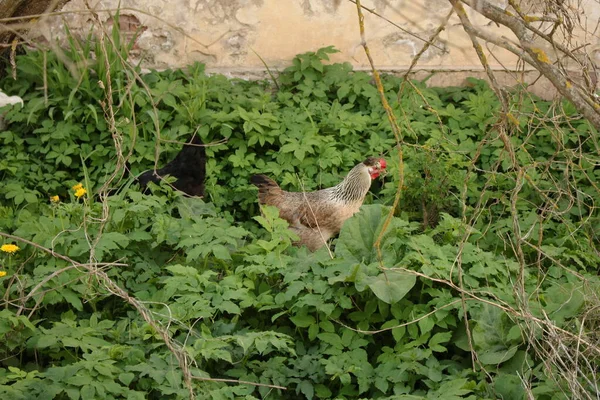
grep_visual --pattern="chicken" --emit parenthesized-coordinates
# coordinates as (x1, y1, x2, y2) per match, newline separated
(137, 135, 206, 197)
(251, 157, 386, 251)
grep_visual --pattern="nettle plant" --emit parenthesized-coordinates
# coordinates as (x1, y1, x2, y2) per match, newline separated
(0, 20, 599, 400)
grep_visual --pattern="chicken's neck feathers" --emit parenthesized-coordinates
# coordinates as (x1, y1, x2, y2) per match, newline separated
(327, 164, 371, 203)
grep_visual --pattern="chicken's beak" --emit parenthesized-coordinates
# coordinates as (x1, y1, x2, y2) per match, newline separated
(369, 158, 386, 180)
(369, 159, 387, 180)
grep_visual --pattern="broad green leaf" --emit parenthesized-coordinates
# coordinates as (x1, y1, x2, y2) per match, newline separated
(118, 372, 135, 385)
(290, 314, 315, 328)
(61, 289, 83, 311)
(478, 344, 519, 365)
(418, 315, 435, 335)
(212, 244, 231, 260)
(335, 204, 414, 267)
(432, 378, 472, 398)
(298, 380, 314, 399)
(429, 331, 452, 352)
(316, 332, 342, 348)
(36, 335, 59, 349)
(314, 384, 332, 398)
(494, 373, 527, 400)
(471, 303, 522, 365)
(308, 323, 319, 340)
(366, 271, 416, 304)
(542, 282, 585, 322)
(80, 384, 95, 400)
(218, 300, 241, 315)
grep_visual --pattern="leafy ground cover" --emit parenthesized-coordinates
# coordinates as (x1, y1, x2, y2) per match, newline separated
(0, 23, 599, 400)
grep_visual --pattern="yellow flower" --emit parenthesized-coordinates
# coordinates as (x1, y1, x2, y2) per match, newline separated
(72, 183, 83, 191)
(1, 244, 20, 254)
(0, 271, 6, 277)
(50, 195, 60, 203)
(74, 188, 87, 199)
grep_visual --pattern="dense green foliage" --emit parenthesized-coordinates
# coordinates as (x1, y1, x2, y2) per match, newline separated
(0, 24, 599, 400)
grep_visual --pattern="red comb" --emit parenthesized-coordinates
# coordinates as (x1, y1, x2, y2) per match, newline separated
(380, 158, 387, 169)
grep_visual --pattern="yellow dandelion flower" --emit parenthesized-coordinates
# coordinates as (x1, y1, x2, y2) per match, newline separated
(50, 195, 60, 203)
(0, 271, 6, 277)
(72, 183, 83, 191)
(74, 188, 87, 199)
(1, 244, 20, 254)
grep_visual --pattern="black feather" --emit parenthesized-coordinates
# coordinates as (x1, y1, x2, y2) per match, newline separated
(250, 174, 276, 188)
(138, 135, 206, 197)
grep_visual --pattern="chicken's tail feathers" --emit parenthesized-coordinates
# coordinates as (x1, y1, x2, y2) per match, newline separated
(250, 174, 282, 201)
(250, 174, 278, 188)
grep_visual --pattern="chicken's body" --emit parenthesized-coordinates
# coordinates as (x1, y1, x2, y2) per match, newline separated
(137, 135, 206, 197)
(251, 157, 386, 251)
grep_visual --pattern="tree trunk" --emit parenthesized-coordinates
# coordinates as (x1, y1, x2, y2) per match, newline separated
(0, 0, 70, 79)
(0, 0, 28, 19)
(0, 0, 70, 52)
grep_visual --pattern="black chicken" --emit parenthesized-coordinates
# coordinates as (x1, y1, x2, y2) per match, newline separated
(137, 135, 206, 197)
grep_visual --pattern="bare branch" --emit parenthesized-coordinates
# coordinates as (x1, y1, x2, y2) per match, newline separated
(458, 0, 600, 130)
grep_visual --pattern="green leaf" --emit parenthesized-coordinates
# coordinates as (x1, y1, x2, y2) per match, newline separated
(319, 320, 335, 332)
(298, 380, 314, 399)
(314, 383, 332, 398)
(290, 314, 315, 328)
(61, 289, 83, 311)
(218, 300, 241, 314)
(94, 363, 115, 377)
(119, 372, 135, 385)
(366, 271, 416, 304)
(80, 384, 96, 400)
(542, 282, 585, 322)
(471, 303, 522, 365)
(432, 378, 472, 398)
(36, 335, 59, 349)
(212, 244, 231, 260)
(418, 316, 435, 335)
(308, 323, 319, 341)
(335, 204, 414, 266)
(316, 332, 342, 349)
(494, 373, 527, 400)
(337, 84, 350, 99)
(478, 344, 519, 365)
(429, 331, 452, 352)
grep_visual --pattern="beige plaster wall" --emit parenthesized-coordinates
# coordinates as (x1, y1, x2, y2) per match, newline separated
(31, 0, 600, 97)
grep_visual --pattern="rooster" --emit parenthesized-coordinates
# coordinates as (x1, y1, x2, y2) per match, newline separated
(251, 157, 386, 251)
(137, 135, 206, 197)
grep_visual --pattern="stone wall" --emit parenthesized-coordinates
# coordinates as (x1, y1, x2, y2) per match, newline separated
(30, 0, 600, 98)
